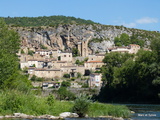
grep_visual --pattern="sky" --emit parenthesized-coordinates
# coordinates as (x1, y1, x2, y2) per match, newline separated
(0, 0, 160, 31)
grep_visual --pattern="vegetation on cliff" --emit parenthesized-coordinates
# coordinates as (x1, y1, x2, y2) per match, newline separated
(114, 33, 145, 47)
(2, 15, 96, 27)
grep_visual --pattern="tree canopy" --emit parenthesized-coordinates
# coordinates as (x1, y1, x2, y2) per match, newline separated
(0, 18, 31, 91)
(114, 33, 145, 47)
(99, 48, 160, 103)
(2, 16, 96, 27)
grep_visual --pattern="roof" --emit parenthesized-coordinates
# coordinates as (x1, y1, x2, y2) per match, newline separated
(95, 54, 105, 56)
(60, 66, 77, 68)
(35, 68, 60, 71)
(61, 51, 72, 53)
(85, 61, 103, 63)
(90, 73, 102, 76)
(28, 67, 35, 69)
(28, 59, 38, 61)
(57, 61, 67, 63)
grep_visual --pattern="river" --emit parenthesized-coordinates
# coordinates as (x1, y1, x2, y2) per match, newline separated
(126, 104, 160, 120)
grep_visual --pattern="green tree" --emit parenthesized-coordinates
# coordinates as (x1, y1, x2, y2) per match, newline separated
(0, 19, 31, 91)
(99, 50, 160, 103)
(150, 37, 160, 62)
(0, 19, 19, 88)
(114, 33, 130, 46)
(72, 48, 79, 57)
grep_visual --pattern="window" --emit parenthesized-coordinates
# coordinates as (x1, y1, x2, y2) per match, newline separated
(95, 78, 99, 82)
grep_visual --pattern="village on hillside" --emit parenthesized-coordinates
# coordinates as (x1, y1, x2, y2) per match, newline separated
(19, 38, 141, 89)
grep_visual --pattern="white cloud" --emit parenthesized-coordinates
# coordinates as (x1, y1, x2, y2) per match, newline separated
(114, 17, 159, 29)
(136, 17, 158, 24)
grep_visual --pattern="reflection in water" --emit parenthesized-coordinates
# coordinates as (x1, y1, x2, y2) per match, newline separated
(126, 104, 160, 120)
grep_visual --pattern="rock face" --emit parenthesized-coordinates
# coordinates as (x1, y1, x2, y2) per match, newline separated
(14, 24, 157, 54)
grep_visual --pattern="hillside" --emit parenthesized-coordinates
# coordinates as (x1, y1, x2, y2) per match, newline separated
(3, 16, 96, 27)
(2, 16, 160, 53)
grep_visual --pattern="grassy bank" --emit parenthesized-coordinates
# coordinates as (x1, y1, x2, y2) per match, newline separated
(0, 90, 130, 118)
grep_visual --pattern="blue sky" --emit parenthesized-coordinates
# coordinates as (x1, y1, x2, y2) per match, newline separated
(0, 0, 159, 31)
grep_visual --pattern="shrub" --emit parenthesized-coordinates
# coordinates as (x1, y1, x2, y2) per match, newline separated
(63, 73, 70, 78)
(61, 81, 71, 87)
(77, 72, 82, 78)
(40, 44, 47, 49)
(72, 94, 91, 117)
(58, 87, 75, 100)
(30, 75, 44, 82)
(28, 50, 34, 56)
(47, 94, 55, 105)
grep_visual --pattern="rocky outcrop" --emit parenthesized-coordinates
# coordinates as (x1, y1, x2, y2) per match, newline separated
(13, 24, 159, 54)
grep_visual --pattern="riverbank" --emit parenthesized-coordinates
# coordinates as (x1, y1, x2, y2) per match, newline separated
(0, 112, 125, 120)
(0, 90, 131, 119)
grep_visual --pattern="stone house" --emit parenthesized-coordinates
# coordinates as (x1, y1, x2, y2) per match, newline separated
(60, 65, 85, 77)
(108, 44, 140, 54)
(20, 62, 29, 70)
(108, 46, 129, 53)
(52, 61, 73, 69)
(28, 67, 35, 75)
(128, 44, 140, 54)
(89, 73, 102, 88)
(28, 59, 39, 67)
(88, 54, 105, 61)
(34, 68, 62, 78)
(84, 61, 105, 71)
(35, 49, 52, 58)
(60, 52, 73, 62)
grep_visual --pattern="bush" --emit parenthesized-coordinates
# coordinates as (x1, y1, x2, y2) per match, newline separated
(63, 73, 70, 78)
(40, 44, 47, 49)
(28, 50, 34, 56)
(47, 94, 55, 105)
(61, 81, 71, 87)
(77, 72, 82, 78)
(30, 75, 44, 82)
(72, 94, 91, 117)
(57, 87, 75, 100)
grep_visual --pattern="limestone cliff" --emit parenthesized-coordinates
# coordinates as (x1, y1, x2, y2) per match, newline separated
(14, 24, 159, 54)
